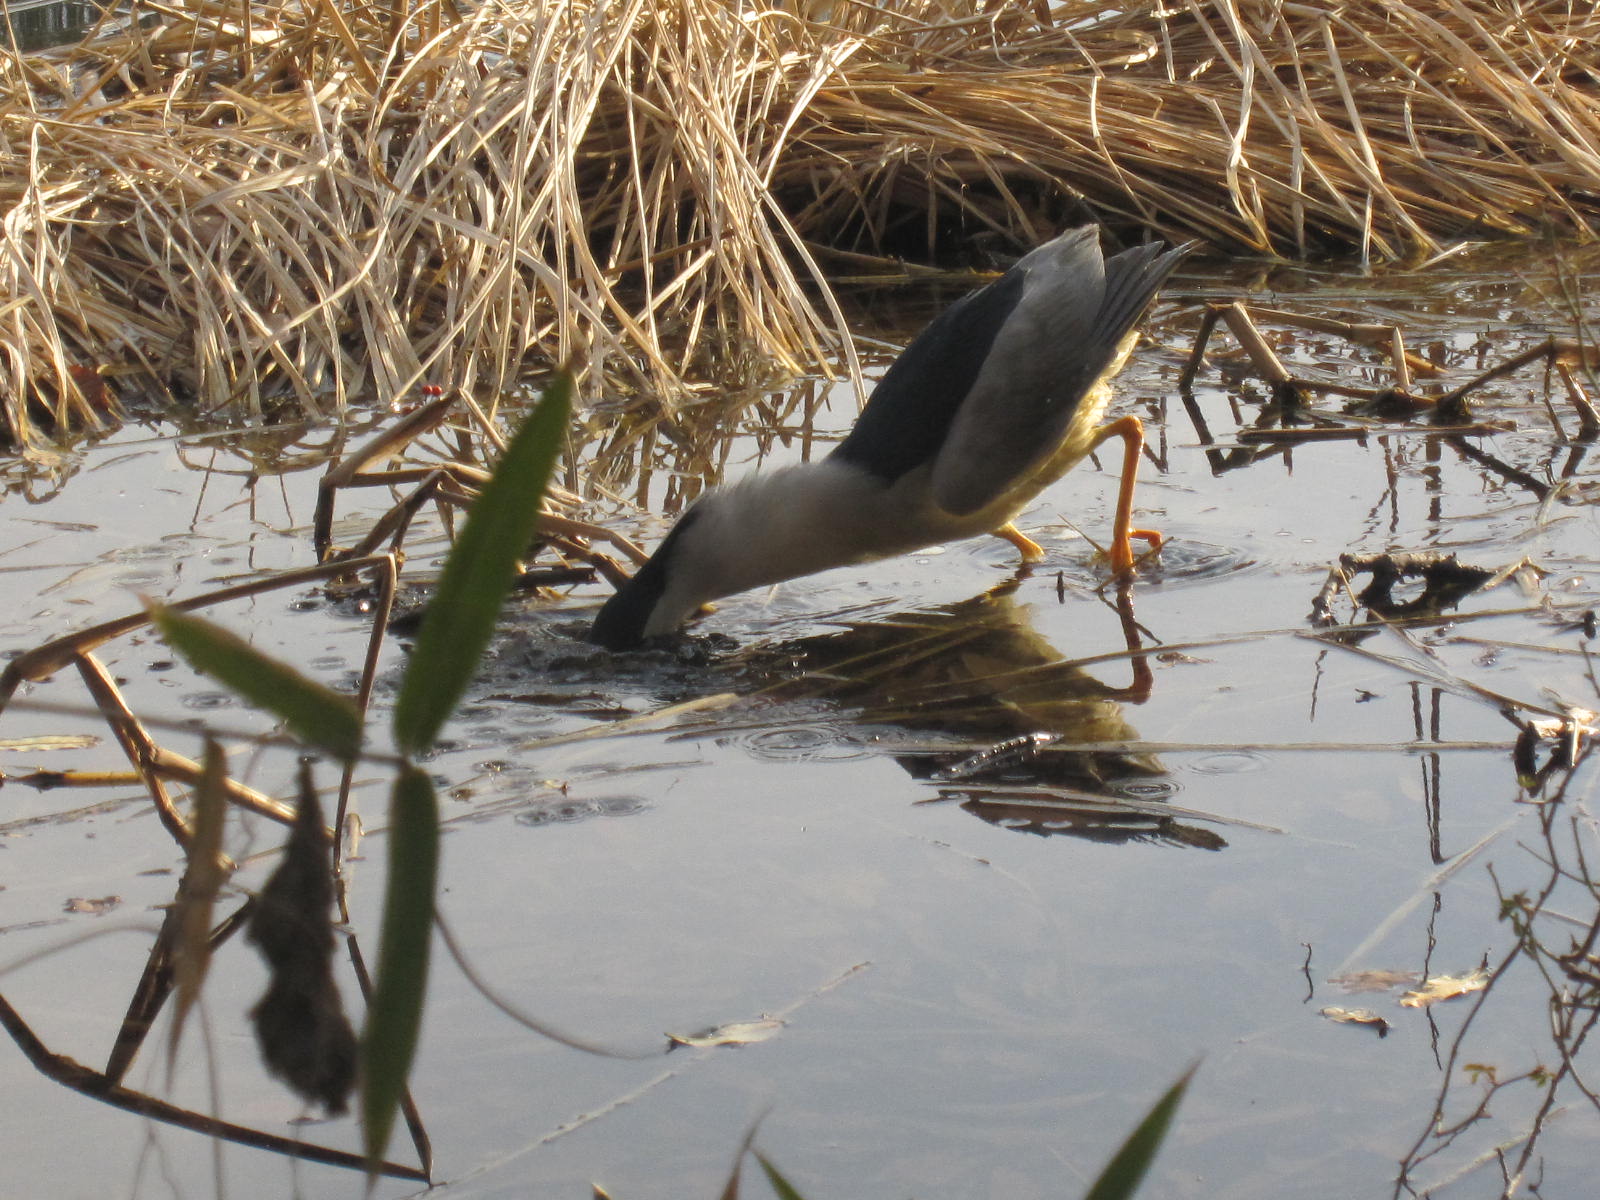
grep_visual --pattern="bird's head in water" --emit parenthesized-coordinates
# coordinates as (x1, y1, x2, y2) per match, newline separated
(589, 507, 708, 651)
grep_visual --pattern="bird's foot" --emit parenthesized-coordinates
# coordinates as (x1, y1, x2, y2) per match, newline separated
(1109, 527, 1165, 576)
(993, 522, 1046, 564)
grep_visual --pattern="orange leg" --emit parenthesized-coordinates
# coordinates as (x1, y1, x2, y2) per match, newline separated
(992, 521, 1045, 563)
(1089, 415, 1164, 576)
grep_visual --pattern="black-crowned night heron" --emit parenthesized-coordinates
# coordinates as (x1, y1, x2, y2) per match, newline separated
(591, 226, 1186, 651)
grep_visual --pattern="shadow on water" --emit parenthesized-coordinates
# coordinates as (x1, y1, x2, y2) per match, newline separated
(736, 582, 1230, 850)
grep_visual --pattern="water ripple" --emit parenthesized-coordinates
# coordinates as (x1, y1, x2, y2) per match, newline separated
(732, 724, 872, 763)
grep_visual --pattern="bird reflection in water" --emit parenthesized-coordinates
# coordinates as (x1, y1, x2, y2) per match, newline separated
(744, 579, 1226, 850)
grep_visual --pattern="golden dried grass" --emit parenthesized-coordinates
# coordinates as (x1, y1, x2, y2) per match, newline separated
(786, 0, 1600, 261)
(1, 0, 1597, 451)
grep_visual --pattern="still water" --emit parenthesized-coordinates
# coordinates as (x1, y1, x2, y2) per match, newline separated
(0, 246, 1596, 1199)
(3, 0, 109, 52)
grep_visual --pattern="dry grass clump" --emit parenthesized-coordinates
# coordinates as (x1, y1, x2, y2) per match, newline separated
(0, 0, 854, 449)
(1, 1, 1598, 451)
(786, 0, 1600, 262)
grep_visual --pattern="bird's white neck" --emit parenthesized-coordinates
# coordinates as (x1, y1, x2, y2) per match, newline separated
(645, 459, 909, 636)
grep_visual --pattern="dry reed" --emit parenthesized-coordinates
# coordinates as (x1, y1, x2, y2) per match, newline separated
(1, 0, 1597, 450)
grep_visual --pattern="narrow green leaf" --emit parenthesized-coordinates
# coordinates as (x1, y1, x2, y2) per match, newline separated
(361, 764, 440, 1172)
(753, 1151, 809, 1200)
(392, 372, 572, 756)
(718, 1111, 766, 1200)
(1082, 1064, 1197, 1200)
(150, 605, 363, 761)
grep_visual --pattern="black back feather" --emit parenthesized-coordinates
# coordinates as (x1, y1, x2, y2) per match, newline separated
(829, 268, 1027, 485)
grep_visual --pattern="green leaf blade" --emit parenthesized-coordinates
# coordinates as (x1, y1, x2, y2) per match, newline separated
(1082, 1063, 1196, 1200)
(151, 605, 363, 761)
(392, 372, 572, 756)
(753, 1151, 809, 1200)
(361, 763, 440, 1173)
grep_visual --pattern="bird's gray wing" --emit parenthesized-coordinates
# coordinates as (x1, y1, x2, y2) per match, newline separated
(929, 232, 1184, 517)
(829, 263, 1030, 486)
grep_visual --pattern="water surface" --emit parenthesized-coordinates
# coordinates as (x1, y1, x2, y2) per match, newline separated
(0, 245, 1597, 1199)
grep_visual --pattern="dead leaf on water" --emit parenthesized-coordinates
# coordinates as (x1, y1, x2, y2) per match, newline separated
(1320, 1006, 1391, 1036)
(1328, 968, 1422, 993)
(247, 766, 356, 1114)
(1399, 967, 1491, 1008)
(665, 1018, 784, 1048)
(1528, 709, 1596, 742)
(63, 895, 120, 915)
(0, 734, 98, 751)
